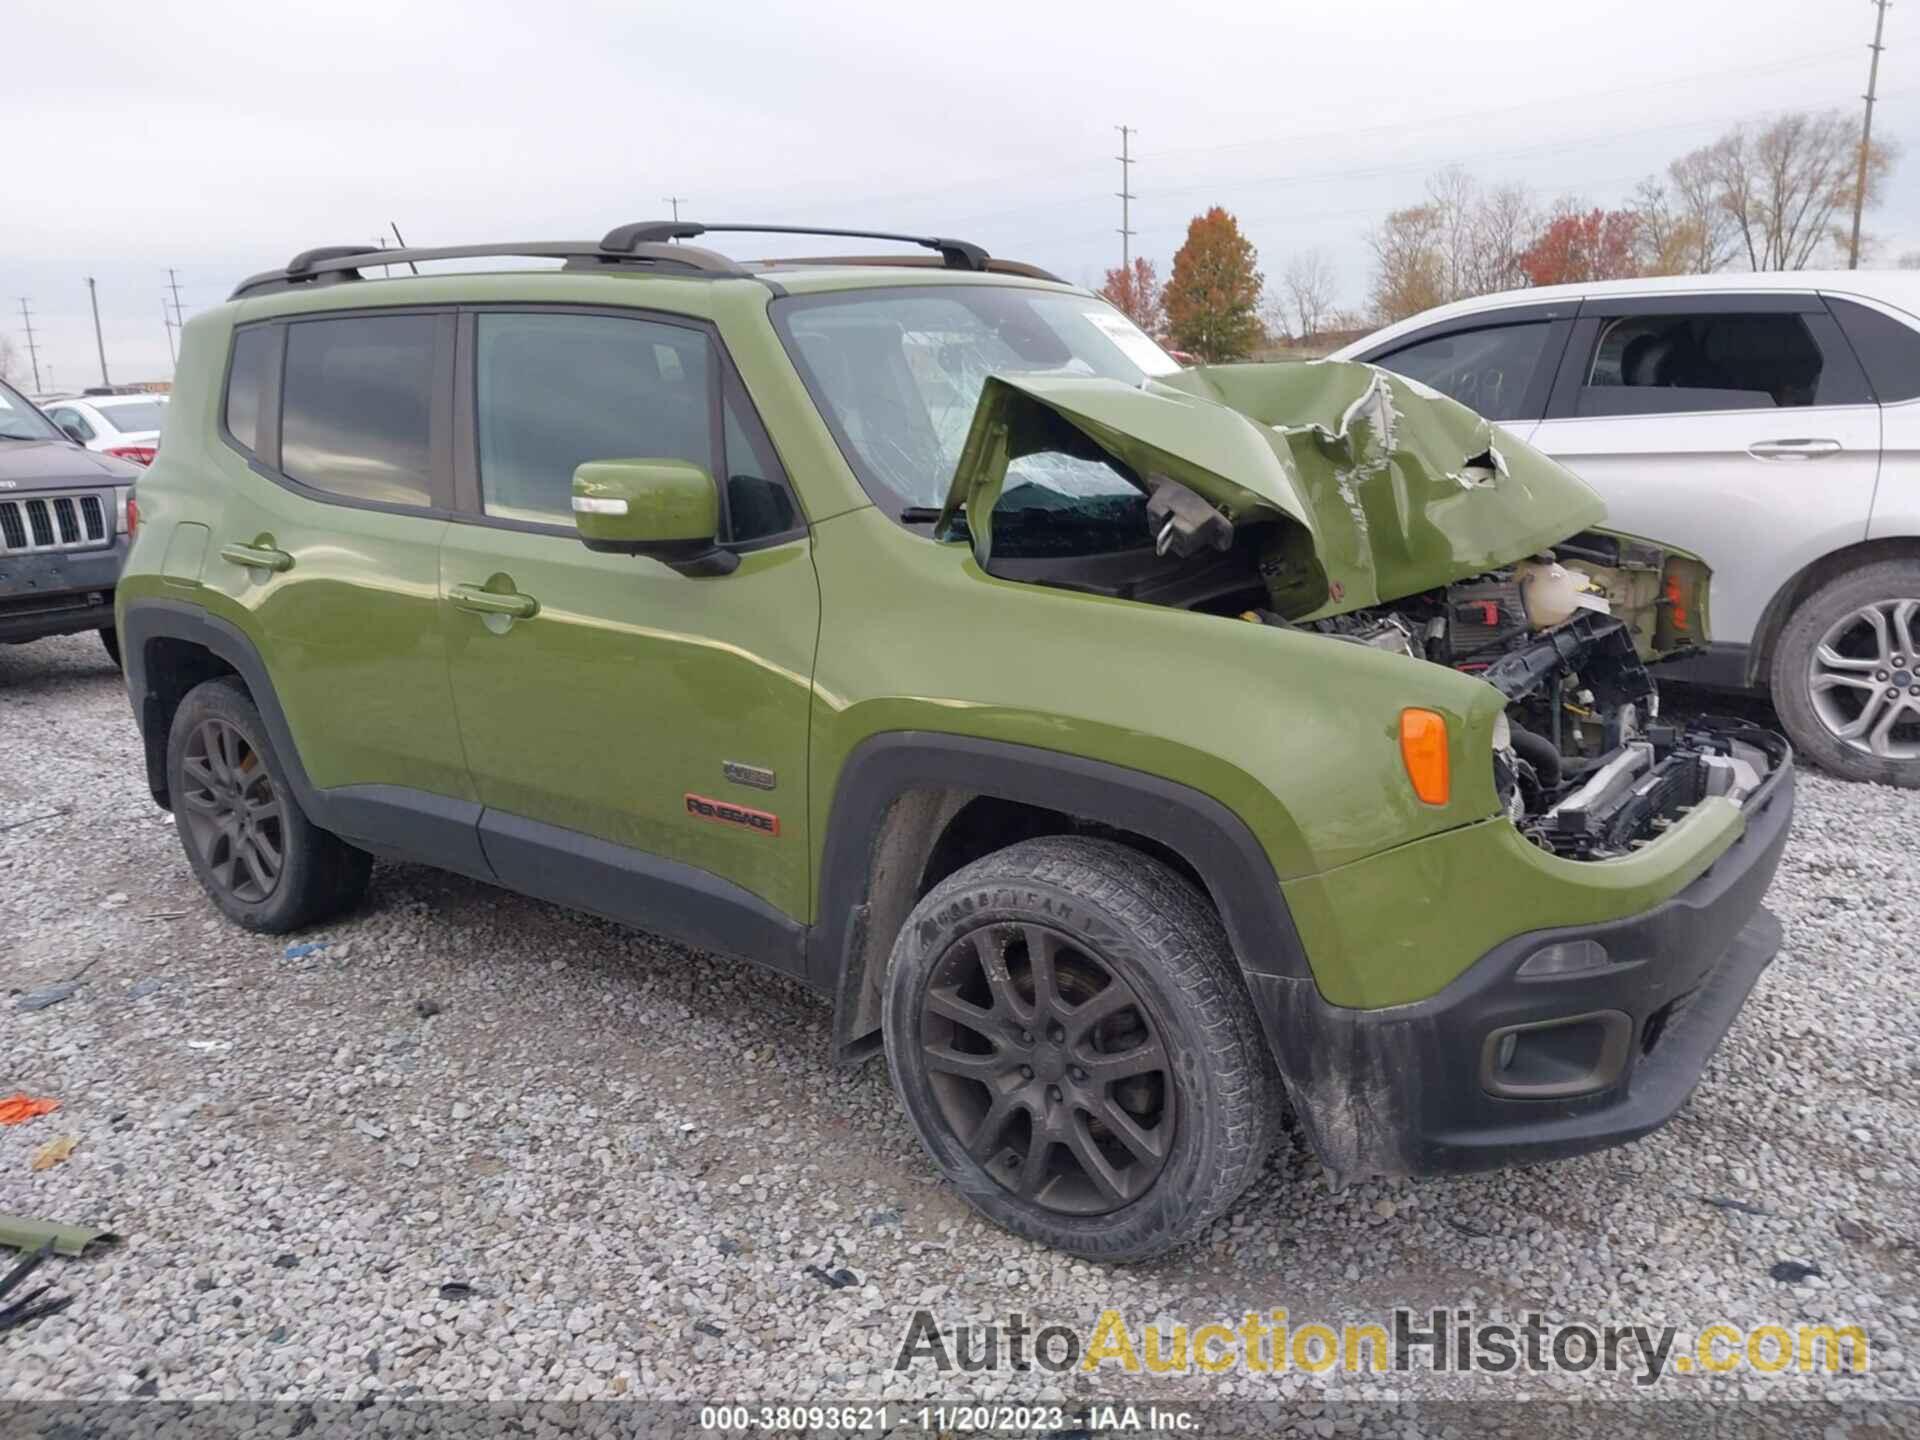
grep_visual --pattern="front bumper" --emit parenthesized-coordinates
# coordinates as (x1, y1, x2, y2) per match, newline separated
(1248, 746, 1795, 1178)
(0, 541, 125, 643)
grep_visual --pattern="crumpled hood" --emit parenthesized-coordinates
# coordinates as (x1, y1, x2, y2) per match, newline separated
(937, 359, 1607, 618)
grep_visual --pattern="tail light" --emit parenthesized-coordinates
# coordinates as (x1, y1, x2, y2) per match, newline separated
(106, 444, 156, 466)
(1399, 708, 1451, 806)
(125, 492, 138, 536)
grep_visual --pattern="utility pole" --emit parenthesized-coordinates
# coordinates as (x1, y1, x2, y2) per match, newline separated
(1849, 0, 1892, 270)
(1114, 126, 1137, 272)
(663, 195, 687, 222)
(17, 298, 42, 392)
(86, 277, 110, 388)
(164, 268, 185, 369)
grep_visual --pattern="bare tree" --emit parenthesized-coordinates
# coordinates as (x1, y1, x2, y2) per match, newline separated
(1281, 248, 1338, 340)
(1366, 170, 1538, 321)
(1899, 250, 1920, 270)
(1697, 111, 1897, 270)
(1464, 182, 1539, 294)
(1632, 145, 1742, 275)
(0, 335, 18, 383)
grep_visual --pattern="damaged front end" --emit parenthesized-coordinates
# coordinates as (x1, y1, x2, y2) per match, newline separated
(940, 360, 1781, 858)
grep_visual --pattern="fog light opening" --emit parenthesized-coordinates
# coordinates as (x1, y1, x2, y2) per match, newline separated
(1517, 938, 1612, 978)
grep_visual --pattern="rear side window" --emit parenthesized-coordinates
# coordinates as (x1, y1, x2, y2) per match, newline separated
(1577, 311, 1864, 413)
(1827, 297, 1920, 403)
(224, 327, 276, 455)
(1372, 322, 1551, 421)
(281, 315, 435, 506)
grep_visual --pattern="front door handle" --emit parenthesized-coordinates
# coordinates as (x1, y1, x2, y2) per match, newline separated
(1748, 437, 1842, 460)
(450, 583, 539, 620)
(219, 542, 294, 572)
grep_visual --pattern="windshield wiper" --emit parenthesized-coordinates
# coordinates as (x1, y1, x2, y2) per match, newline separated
(899, 506, 955, 525)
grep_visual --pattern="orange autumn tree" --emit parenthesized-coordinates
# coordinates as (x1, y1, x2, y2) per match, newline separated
(1164, 208, 1265, 361)
(1099, 257, 1165, 334)
(1519, 208, 1642, 287)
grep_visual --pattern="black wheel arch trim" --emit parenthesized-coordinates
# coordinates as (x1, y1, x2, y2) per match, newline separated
(814, 731, 1311, 1059)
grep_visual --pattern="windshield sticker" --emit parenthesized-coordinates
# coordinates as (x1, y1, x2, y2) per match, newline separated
(1082, 311, 1182, 377)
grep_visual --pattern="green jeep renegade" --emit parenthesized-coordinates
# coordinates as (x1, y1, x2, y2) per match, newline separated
(119, 222, 1793, 1260)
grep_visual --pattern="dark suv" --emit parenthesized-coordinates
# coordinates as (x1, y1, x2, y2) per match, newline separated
(0, 376, 140, 663)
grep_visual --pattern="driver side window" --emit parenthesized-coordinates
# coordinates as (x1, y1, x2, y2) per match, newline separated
(473, 312, 798, 542)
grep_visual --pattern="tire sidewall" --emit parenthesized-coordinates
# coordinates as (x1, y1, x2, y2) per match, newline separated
(884, 868, 1236, 1261)
(1771, 561, 1920, 789)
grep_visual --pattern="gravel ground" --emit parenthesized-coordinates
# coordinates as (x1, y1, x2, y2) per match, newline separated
(2, 632, 1917, 1422)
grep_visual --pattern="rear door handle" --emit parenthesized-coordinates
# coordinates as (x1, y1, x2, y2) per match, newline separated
(1748, 437, 1842, 460)
(450, 583, 539, 620)
(219, 542, 293, 572)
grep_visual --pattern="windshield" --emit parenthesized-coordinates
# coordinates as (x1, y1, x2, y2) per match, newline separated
(0, 381, 62, 442)
(773, 286, 1181, 542)
(97, 398, 169, 431)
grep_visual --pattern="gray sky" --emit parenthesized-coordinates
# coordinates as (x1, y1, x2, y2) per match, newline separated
(4, 0, 1911, 388)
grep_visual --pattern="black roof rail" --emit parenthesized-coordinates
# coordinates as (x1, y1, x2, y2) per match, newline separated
(754, 253, 1067, 285)
(601, 221, 992, 272)
(230, 238, 747, 299)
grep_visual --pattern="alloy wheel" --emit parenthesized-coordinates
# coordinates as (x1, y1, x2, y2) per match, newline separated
(1807, 597, 1920, 760)
(178, 717, 285, 903)
(917, 922, 1174, 1216)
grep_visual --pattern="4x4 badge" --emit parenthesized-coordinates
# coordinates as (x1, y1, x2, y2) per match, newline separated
(722, 760, 777, 791)
(685, 793, 779, 837)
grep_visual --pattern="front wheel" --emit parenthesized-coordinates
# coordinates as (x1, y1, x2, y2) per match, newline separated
(1771, 559, 1920, 788)
(99, 628, 120, 667)
(883, 836, 1279, 1261)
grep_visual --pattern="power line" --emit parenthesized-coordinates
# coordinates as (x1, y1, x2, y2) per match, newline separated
(1135, 46, 1861, 166)
(16, 298, 41, 392)
(936, 82, 1920, 235)
(739, 43, 1862, 228)
(1851, 0, 1893, 269)
(1115, 125, 1137, 272)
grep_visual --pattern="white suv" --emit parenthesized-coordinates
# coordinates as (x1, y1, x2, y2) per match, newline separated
(1334, 272, 1920, 788)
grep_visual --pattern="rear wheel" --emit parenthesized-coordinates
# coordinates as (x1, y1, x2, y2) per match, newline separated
(883, 836, 1278, 1261)
(166, 677, 371, 931)
(98, 628, 120, 667)
(1772, 559, 1920, 788)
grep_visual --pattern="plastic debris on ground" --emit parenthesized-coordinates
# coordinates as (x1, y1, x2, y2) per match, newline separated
(0, 1095, 60, 1127)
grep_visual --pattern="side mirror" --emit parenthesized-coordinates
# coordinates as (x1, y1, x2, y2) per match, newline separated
(570, 459, 738, 577)
(58, 422, 88, 445)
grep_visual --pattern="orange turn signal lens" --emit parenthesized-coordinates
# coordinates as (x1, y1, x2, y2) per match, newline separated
(1399, 708, 1450, 806)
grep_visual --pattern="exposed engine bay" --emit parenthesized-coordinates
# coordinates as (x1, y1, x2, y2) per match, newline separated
(1273, 532, 1784, 860)
(932, 359, 1785, 860)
